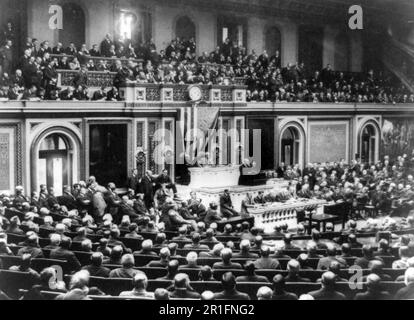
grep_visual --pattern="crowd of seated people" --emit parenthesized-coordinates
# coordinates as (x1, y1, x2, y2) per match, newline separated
(1, 208, 414, 300)
(0, 34, 412, 103)
(0, 152, 414, 299)
(264, 152, 414, 219)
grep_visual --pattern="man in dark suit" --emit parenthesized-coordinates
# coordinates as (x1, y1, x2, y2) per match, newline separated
(285, 259, 311, 282)
(178, 252, 202, 270)
(219, 189, 238, 218)
(307, 271, 346, 300)
(395, 268, 414, 300)
(38, 184, 48, 208)
(52, 43, 65, 55)
(212, 248, 242, 270)
(12, 186, 29, 207)
(169, 273, 200, 299)
(354, 245, 379, 269)
(146, 247, 170, 268)
(354, 274, 390, 300)
(118, 196, 140, 222)
(89, 44, 100, 57)
(204, 202, 222, 226)
(58, 185, 77, 211)
(17, 235, 44, 258)
(49, 238, 81, 272)
(317, 245, 347, 270)
(46, 187, 59, 209)
(81, 252, 110, 278)
(109, 254, 144, 278)
(0, 40, 13, 75)
(11, 69, 25, 88)
(23, 57, 41, 88)
(233, 239, 259, 258)
(105, 182, 121, 218)
(65, 43, 77, 56)
(100, 34, 113, 58)
(254, 191, 266, 204)
(133, 193, 148, 218)
(235, 261, 269, 283)
(72, 65, 88, 88)
(214, 272, 250, 300)
(183, 233, 209, 250)
(30, 192, 42, 212)
(127, 169, 140, 194)
(271, 274, 298, 300)
(254, 246, 281, 270)
(37, 41, 52, 58)
(188, 192, 207, 220)
(139, 170, 155, 209)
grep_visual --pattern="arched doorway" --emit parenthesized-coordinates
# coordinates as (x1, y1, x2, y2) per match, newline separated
(334, 32, 350, 71)
(37, 133, 73, 196)
(360, 124, 378, 164)
(265, 26, 281, 56)
(175, 16, 196, 42)
(60, 3, 86, 47)
(280, 126, 301, 167)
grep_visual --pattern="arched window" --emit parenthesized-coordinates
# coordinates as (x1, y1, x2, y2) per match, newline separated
(175, 16, 196, 42)
(38, 133, 72, 196)
(265, 26, 282, 56)
(281, 127, 300, 166)
(334, 32, 350, 71)
(360, 124, 377, 164)
(60, 3, 86, 47)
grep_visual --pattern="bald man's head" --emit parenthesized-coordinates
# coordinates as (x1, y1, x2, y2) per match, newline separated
(272, 274, 286, 291)
(366, 273, 381, 290)
(174, 273, 190, 289)
(221, 272, 236, 291)
(201, 291, 215, 300)
(257, 286, 273, 300)
(287, 259, 300, 273)
(260, 245, 270, 257)
(154, 288, 169, 300)
(91, 252, 104, 266)
(328, 261, 341, 275)
(321, 271, 337, 288)
(167, 259, 179, 275)
(220, 248, 232, 262)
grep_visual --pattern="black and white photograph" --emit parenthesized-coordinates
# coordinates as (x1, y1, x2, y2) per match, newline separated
(0, 0, 414, 306)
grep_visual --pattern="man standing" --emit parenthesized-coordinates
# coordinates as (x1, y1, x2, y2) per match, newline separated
(0, 40, 13, 75)
(105, 182, 121, 219)
(139, 170, 155, 209)
(127, 169, 140, 194)
(100, 34, 113, 58)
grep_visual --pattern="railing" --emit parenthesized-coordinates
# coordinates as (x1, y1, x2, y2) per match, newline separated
(50, 53, 144, 67)
(58, 69, 117, 87)
(52, 52, 247, 86)
(250, 199, 326, 231)
(119, 83, 247, 103)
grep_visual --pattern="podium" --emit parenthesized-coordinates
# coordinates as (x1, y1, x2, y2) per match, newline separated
(188, 165, 240, 189)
